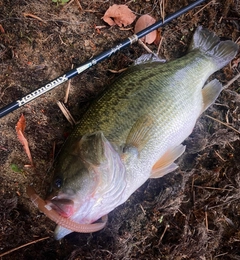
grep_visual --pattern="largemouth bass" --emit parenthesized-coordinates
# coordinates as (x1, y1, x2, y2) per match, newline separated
(45, 26, 238, 239)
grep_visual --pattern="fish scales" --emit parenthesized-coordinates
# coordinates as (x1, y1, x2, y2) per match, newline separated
(44, 26, 238, 240)
(69, 51, 211, 148)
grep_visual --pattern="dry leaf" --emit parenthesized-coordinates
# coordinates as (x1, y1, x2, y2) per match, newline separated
(102, 4, 136, 27)
(134, 14, 157, 44)
(16, 114, 33, 166)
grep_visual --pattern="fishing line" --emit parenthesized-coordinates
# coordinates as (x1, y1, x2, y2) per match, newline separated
(0, 0, 208, 118)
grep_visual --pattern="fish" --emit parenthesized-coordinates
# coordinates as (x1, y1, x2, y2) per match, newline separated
(41, 26, 238, 240)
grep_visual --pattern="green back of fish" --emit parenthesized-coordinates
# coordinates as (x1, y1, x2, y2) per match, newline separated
(69, 51, 210, 146)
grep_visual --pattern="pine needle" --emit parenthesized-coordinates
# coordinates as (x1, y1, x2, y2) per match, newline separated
(205, 115, 240, 135)
(0, 237, 49, 257)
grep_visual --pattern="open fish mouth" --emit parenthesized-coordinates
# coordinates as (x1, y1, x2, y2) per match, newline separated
(46, 197, 74, 218)
(26, 186, 108, 234)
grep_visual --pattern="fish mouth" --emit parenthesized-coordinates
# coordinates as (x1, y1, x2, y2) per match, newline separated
(46, 197, 74, 218)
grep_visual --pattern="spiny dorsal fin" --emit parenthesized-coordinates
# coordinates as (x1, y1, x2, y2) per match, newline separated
(134, 53, 166, 66)
(150, 144, 185, 179)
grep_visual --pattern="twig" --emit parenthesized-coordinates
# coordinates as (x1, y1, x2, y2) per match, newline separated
(138, 39, 154, 54)
(139, 204, 146, 215)
(57, 101, 76, 125)
(75, 0, 83, 11)
(205, 115, 240, 135)
(64, 64, 74, 103)
(62, 0, 75, 10)
(223, 71, 240, 89)
(119, 27, 133, 31)
(205, 207, 208, 231)
(160, 0, 165, 22)
(214, 150, 226, 162)
(108, 68, 128, 74)
(209, 198, 239, 209)
(177, 208, 187, 218)
(193, 0, 215, 16)
(227, 141, 234, 150)
(214, 252, 229, 258)
(193, 185, 232, 192)
(0, 237, 49, 257)
(23, 13, 46, 23)
(59, 35, 67, 46)
(158, 224, 169, 245)
(156, 35, 164, 56)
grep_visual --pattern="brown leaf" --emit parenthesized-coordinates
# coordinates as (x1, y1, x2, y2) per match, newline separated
(134, 14, 157, 44)
(16, 114, 33, 166)
(102, 4, 136, 27)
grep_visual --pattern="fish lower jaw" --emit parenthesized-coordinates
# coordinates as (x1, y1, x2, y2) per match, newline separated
(45, 199, 75, 218)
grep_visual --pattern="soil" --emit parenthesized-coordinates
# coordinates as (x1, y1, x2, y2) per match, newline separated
(0, 0, 240, 259)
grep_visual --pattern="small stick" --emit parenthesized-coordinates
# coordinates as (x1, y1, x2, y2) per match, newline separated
(62, 0, 75, 10)
(0, 237, 49, 258)
(160, 0, 165, 22)
(75, 0, 83, 11)
(214, 150, 227, 162)
(193, 185, 232, 191)
(158, 224, 169, 245)
(177, 208, 187, 218)
(57, 101, 76, 125)
(193, 0, 214, 16)
(138, 39, 154, 54)
(23, 13, 46, 23)
(209, 198, 239, 210)
(157, 36, 164, 56)
(108, 68, 128, 74)
(223, 71, 240, 89)
(205, 207, 208, 231)
(139, 204, 146, 215)
(64, 64, 74, 103)
(205, 115, 240, 135)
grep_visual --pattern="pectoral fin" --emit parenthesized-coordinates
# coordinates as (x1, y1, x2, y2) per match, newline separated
(150, 144, 185, 178)
(125, 116, 154, 153)
(201, 79, 222, 113)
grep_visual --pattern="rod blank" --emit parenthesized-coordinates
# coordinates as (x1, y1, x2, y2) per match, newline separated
(0, 0, 208, 119)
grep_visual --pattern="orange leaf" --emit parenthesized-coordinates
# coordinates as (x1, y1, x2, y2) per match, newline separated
(102, 5, 136, 27)
(134, 14, 157, 44)
(16, 114, 33, 166)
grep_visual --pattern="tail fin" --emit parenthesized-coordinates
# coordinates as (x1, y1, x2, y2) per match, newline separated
(189, 26, 239, 70)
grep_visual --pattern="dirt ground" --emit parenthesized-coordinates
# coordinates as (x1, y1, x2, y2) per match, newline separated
(0, 0, 240, 259)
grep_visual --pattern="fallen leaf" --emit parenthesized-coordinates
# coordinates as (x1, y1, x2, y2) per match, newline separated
(16, 114, 33, 166)
(102, 4, 136, 27)
(134, 14, 157, 44)
(0, 24, 5, 33)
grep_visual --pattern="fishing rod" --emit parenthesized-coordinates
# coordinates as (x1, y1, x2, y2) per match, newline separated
(0, 0, 208, 119)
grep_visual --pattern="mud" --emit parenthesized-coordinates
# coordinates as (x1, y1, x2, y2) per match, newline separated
(0, 0, 240, 259)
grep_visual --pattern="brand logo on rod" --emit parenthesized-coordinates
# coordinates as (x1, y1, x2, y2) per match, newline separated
(16, 75, 68, 106)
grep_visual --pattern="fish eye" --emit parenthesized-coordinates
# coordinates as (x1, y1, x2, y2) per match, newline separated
(54, 178, 62, 188)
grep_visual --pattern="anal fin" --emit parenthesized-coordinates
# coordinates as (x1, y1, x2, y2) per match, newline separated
(201, 79, 222, 113)
(150, 144, 185, 179)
